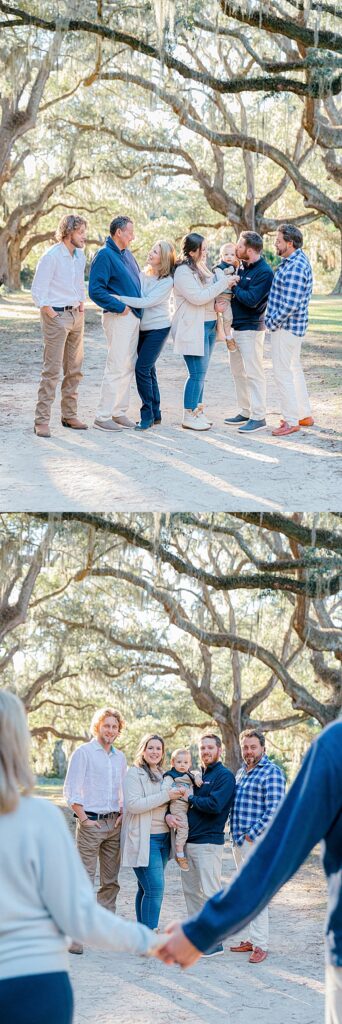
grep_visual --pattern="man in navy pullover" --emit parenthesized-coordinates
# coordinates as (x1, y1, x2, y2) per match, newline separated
(89, 215, 142, 431)
(166, 732, 235, 958)
(224, 231, 273, 434)
(158, 721, 342, 1022)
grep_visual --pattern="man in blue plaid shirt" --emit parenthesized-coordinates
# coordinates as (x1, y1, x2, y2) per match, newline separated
(265, 224, 313, 437)
(229, 728, 285, 962)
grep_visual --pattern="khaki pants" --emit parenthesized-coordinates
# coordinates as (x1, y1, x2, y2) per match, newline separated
(271, 327, 311, 426)
(325, 966, 342, 1024)
(35, 307, 84, 425)
(96, 310, 140, 419)
(230, 329, 266, 420)
(76, 814, 121, 912)
(181, 842, 223, 916)
(233, 840, 269, 950)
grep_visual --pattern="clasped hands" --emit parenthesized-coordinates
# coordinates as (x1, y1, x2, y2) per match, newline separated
(152, 921, 201, 969)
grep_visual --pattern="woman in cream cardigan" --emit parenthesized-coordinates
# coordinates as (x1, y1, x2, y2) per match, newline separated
(172, 232, 238, 430)
(0, 693, 164, 1024)
(121, 733, 182, 929)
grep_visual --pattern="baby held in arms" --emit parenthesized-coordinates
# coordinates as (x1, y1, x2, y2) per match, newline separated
(164, 748, 202, 871)
(213, 241, 240, 351)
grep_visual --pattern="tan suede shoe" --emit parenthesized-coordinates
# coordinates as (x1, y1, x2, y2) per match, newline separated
(94, 418, 123, 431)
(112, 415, 135, 427)
(34, 423, 51, 438)
(68, 941, 84, 955)
(61, 418, 88, 429)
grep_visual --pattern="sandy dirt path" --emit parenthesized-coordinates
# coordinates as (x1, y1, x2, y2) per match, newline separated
(1, 294, 341, 511)
(69, 846, 325, 1024)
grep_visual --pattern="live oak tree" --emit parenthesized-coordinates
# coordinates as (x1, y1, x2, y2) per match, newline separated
(0, 513, 341, 771)
(0, 0, 341, 287)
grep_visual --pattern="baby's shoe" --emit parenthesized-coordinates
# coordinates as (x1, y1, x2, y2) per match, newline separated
(176, 853, 189, 871)
(226, 335, 237, 351)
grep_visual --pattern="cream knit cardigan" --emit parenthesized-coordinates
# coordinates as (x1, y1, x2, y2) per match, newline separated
(121, 765, 172, 867)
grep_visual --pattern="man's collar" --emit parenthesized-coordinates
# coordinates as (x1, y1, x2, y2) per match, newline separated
(282, 249, 301, 262)
(203, 760, 220, 772)
(59, 242, 75, 259)
(92, 738, 115, 754)
(106, 235, 126, 255)
(242, 753, 268, 773)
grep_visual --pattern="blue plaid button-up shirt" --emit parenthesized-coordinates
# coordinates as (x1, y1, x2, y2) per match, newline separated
(265, 249, 313, 336)
(230, 754, 286, 846)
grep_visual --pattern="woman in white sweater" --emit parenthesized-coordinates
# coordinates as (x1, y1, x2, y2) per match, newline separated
(0, 694, 163, 1024)
(121, 734, 182, 928)
(172, 232, 238, 430)
(116, 240, 176, 430)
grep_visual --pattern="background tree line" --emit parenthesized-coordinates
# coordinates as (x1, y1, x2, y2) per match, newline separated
(0, 512, 341, 775)
(0, 0, 341, 290)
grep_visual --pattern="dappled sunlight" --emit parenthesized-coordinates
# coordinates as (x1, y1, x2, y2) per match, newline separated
(244, 431, 341, 459)
(0, 305, 38, 320)
(188, 432, 279, 464)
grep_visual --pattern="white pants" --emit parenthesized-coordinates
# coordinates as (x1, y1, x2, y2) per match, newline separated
(230, 330, 266, 420)
(326, 966, 342, 1024)
(233, 840, 269, 950)
(181, 842, 223, 917)
(271, 327, 311, 426)
(96, 310, 140, 419)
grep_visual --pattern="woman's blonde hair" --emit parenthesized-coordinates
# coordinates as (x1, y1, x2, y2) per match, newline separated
(146, 239, 176, 280)
(134, 733, 165, 781)
(90, 707, 125, 737)
(0, 692, 34, 814)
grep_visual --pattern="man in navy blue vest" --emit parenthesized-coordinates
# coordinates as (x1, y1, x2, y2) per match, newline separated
(166, 733, 235, 958)
(89, 216, 142, 431)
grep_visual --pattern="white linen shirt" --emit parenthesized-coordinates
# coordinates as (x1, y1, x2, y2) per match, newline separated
(31, 242, 86, 308)
(63, 738, 127, 813)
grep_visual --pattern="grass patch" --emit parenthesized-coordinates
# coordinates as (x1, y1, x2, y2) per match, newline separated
(309, 296, 342, 335)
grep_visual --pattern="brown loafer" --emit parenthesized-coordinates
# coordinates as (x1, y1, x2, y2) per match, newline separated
(68, 941, 83, 955)
(230, 940, 253, 952)
(34, 423, 51, 438)
(249, 947, 268, 963)
(62, 418, 88, 429)
(299, 416, 314, 426)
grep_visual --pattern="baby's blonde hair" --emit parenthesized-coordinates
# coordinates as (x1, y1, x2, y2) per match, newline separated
(220, 241, 236, 255)
(171, 747, 192, 764)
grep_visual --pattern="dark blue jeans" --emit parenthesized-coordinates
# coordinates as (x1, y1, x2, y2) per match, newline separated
(183, 320, 216, 410)
(134, 832, 170, 928)
(0, 972, 73, 1024)
(135, 327, 170, 424)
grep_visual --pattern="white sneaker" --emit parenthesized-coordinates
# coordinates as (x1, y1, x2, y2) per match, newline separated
(182, 409, 211, 431)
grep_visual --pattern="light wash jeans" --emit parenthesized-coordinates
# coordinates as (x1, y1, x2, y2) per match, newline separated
(183, 320, 216, 410)
(134, 832, 170, 929)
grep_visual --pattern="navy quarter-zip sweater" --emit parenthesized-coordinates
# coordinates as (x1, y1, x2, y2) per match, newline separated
(88, 236, 142, 317)
(183, 721, 342, 965)
(232, 256, 273, 331)
(186, 761, 235, 846)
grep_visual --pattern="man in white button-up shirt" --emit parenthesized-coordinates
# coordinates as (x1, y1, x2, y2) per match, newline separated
(64, 705, 127, 954)
(32, 213, 88, 438)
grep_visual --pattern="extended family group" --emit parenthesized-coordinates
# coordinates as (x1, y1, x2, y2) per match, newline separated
(0, 694, 341, 1024)
(31, 214, 314, 439)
